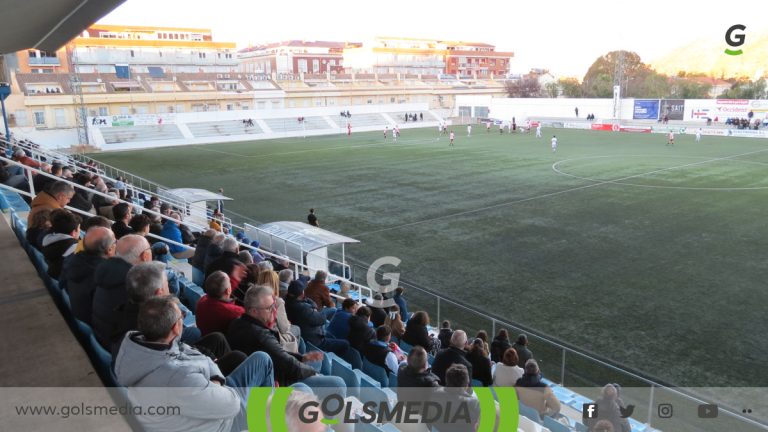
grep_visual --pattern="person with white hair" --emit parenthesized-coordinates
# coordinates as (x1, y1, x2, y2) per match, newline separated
(430, 329, 473, 386)
(205, 236, 248, 290)
(515, 359, 561, 418)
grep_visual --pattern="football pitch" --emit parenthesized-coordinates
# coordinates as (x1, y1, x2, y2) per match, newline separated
(92, 126, 768, 388)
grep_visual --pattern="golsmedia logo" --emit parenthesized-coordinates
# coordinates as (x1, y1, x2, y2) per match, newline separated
(247, 387, 519, 431)
(724, 24, 746, 56)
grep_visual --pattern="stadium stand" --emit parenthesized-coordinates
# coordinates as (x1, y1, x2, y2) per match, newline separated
(329, 113, 390, 129)
(100, 125, 185, 144)
(262, 116, 332, 133)
(6, 133, 763, 432)
(186, 120, 264, 138)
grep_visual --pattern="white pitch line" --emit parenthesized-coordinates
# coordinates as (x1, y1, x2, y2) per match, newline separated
(352, 147, 768, 237)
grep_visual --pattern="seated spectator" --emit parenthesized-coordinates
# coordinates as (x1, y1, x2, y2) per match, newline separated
(128, 213, 152, 237)
(41, 209, 81, 279)
(25, 208, 51, 251)
(27, 181, 74, 225)
(196, 271, 245, 336)
(431, 330, 472, 386)
(362, 325, 400, 374)
(393, 286, 409, 321)
(32, 162, 61, 195)
(347, 306, 376, 351)
(227, 285, 346, 399)
(327, 298, 357, 340)
(397, 345, 440, 388)
(515, 359, 561, 418)
(237, 250, 253, 265)
(304, 270, 335, 317)
(335, 281, 351, 304)
(284, 280, 350, 356)
(278, 269, 293, 297)
(72, 216, 112, 254)
(430, 364, 481, 432)
(493, 347, 524, 387)
(60, 227, 115, 325)
(190, 229, 215, 272)
(111, 202, 133, 239)
(513, 334, 534, 368)
(210, 209, 224, 232)
(92, 234, 153, 347)
(204, 232, 226, 270)
(384, 304, 406, 341)
(205, 236, 242, 280)
(593, 420, 617, 432)
(491, 329, 513, 363)
(584, 384, 631, 432)
(466, 337, 493, 386)
(249, 240, 265, 263)
(114, 296, 274, 432)
(367, 294, 388, 328)
(475, 330, 490, 356)
(437, 320, 454, 349)
(258, 270, 300, 352)
(403, 311, 438, 354)
(159, 211, 194, 259)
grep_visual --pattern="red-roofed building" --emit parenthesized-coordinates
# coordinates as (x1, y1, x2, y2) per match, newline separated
(238, 40, 361, 76)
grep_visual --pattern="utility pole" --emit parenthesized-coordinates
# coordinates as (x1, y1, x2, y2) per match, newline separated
(612, 50, 625, 121)
(69, 43, 89, 149)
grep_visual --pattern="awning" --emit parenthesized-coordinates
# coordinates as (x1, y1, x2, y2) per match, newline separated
(148, 66, 165, 78)
(165, 188, 232, 204)
(0, 0, 127, 54)
(256, 221, 359, 252)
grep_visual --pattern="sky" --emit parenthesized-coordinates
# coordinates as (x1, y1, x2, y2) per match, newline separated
(100, 0, 766, 78)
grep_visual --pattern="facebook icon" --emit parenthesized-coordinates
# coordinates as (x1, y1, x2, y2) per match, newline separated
(583, 403, 598, 419)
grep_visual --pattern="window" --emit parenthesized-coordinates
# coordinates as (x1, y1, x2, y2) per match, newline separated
(34, 111, 45, 126)
(226, 104, 234, 111)
(119, 106, 130, 115)
(135, 106, 149, 114)
(98, 107, 108, 116)
(175, 105, 184, 113)
(297, 59, 308, 73)
(130, 50, 135, 57)
(313, 59, 320, 73)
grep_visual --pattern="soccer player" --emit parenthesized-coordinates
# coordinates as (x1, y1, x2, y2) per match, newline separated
(500, 123, 504, 134)
(347, 122, 352, 137)
(486, 121, 491, 133)
(551, 135, 558, 153)
(384, 126, 389, 140)
(536, 124, 542, 138)
(443, 123, 448, 135)
(393, 125, 400, 143)
(695, 128, 702, 143)
(467, 124, 472, 137)
(667, 131, 674, 146)
(449, 130, 455, 147)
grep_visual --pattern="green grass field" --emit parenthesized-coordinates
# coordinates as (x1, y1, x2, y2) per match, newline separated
(92, 126, 768, 389)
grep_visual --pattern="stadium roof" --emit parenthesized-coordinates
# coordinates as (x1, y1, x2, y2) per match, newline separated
(257, 221, 359, 252)
(0, 0, 126, 54)
(165, 188, 232, 203)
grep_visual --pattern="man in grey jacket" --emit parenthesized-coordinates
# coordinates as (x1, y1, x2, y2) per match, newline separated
(115, 295, 275, 432)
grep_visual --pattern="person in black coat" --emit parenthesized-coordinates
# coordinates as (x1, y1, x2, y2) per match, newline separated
(347, 306, 375, 352)
(430, 330, 472, 386)
(41, 209, 80, 279)
(437, 320, 453, 349)
(466, 338, 493, 386)
(284, 280, 350, 356)
(490, 329, 513, 363)
(402, 311, 436, 354)
(59, 227, 115, 324)
(397, 346, 440, 404)
(512, 334, 534, 368)
(190, 229, 215, 271)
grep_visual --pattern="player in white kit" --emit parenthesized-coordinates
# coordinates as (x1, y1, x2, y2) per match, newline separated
(695, 128, 702, 143)
(467, 124, 472, 136)
(449, 130, 455, 147)
(384, 126, 389, 140)
(551, 135, 558, 152)
(536, 124, 542, 138)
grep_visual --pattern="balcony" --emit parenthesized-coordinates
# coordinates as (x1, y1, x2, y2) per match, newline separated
(28, 57, 60, 66)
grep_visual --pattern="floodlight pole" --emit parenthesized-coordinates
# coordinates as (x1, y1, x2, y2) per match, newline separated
(0, 83, 10, 139)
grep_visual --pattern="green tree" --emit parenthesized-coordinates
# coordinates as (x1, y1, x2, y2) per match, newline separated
(670, 79, 712, 99)
(558, 78, 582, 97)
(719, 79, 767, 99)
(544, 82, 560, 98)
(505, 78, 542, 98)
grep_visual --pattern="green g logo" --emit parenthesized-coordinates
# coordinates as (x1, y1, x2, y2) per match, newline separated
(725, 24, 746, 56)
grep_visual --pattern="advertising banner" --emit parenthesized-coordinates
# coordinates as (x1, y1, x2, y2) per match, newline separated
(620, 126, 652, 133)
(591, 123, 619, 131)
(660, 99, 685, 120)
(88, 114, 176, 128)
(633, 100, 660, 120)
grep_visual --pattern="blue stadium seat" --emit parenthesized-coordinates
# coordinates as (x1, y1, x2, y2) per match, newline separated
(330, 354, 361, 398)
(305, 342, 331, 375)
(341, 346, 363, 370)
(181, 281, 204, 312)
(427, 353, 435, 365)
(362, 358, 389, 387)
(192, 267, 205, 286)
(355, 370, 381, 388)
(89, 333, 117, 386)
(544, 416, 571, 432)
(519, 402, 541, 424)
(575, 422, 588, 432)
(399, 340, 413, 353)
(388, 371, 397, 388)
